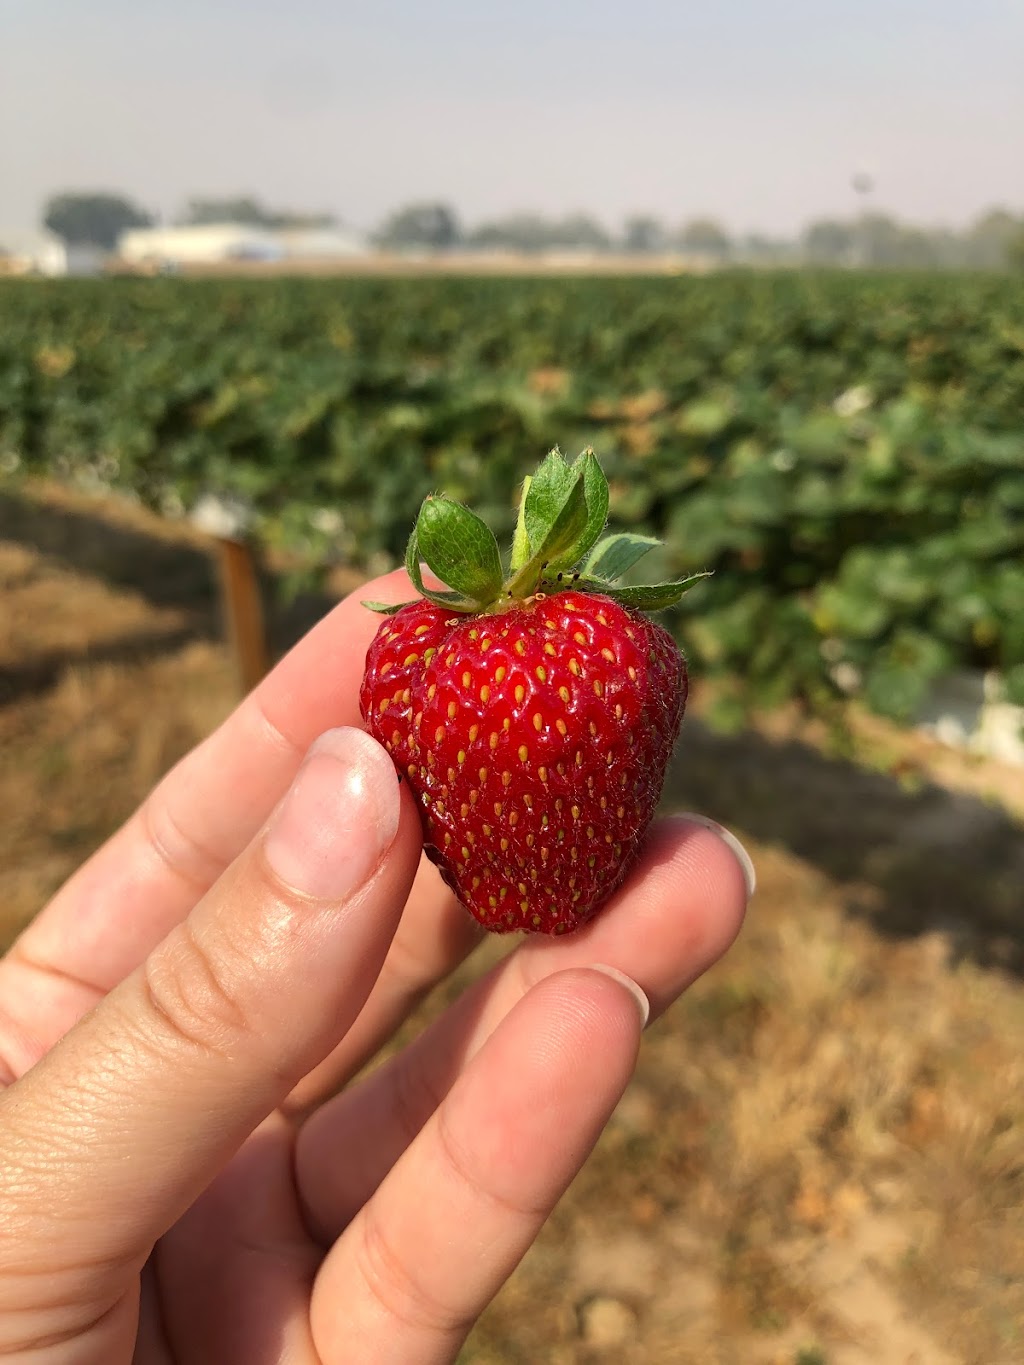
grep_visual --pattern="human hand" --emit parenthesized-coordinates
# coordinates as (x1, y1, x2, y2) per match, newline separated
(0, 570, 753, 1364)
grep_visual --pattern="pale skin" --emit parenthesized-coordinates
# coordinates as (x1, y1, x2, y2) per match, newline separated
(0, 569, 752, 1364)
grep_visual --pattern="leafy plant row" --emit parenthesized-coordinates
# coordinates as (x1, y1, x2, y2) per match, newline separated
(1, 272, 1022, 722)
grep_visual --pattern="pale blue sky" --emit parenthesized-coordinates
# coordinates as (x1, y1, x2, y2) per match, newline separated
(1, 0, 1021, 236)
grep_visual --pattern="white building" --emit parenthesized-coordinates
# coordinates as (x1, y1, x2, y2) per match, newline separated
(117, 223, 285, 269)
(117, 222, 367, 270)
(0, 231, 107, 277)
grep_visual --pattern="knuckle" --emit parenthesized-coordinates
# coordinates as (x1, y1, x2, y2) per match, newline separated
(355, 1203, 469, 1338)
(248, 690, 306, 764)
(139, 916, 255, 1062)
(434, 1105, 547, 1222)
(140, 788, 223, 894)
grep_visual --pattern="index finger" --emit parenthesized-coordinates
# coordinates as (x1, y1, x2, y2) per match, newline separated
(0, 569, 412, 1074)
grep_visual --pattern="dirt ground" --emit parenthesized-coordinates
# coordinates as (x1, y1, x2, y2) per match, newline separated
(2, 483, 1022, 1365)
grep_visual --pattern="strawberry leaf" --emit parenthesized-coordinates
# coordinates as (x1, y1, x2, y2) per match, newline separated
(534, 472, 590, 566)
(570, 448, 610, 567)
(583, 532, 660, 583)
(523, 448, 577, 550)
(513, 448, 608, 583)
(508, 473, 590, 596)
(404, 521, 480, 612)
(589, 572, 712, 611)
(362, 598, 417, 614)
(415, 494, 504, 604)
(509, 473, 533, 573)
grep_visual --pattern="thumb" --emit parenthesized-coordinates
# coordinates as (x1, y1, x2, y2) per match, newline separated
(0, 728, 418, 1327)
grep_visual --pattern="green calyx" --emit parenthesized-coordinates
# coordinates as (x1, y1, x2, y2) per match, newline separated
(363, 447, 710, 617)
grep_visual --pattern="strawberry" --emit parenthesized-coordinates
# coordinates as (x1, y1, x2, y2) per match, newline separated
(359, 449, 708, 934)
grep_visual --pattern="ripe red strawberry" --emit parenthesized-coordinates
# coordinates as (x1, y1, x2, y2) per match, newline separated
(359, 449, 708, 935)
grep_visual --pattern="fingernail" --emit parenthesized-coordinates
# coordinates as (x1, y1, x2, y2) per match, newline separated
(264, 728, 400, 901)
(678, 813, 757, 899)
(589, 964, 651, 1030)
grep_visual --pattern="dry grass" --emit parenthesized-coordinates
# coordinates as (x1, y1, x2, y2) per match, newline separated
(166, 253, 713, 280)
(2, 485, 1022, 1365)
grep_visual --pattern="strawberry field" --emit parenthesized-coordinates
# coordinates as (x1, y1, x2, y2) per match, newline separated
(2, 272, 1023, 724)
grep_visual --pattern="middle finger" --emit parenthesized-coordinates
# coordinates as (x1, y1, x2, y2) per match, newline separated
(296, 815, 752, 1242)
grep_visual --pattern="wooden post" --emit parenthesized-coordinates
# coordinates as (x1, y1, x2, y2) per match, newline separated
(215, 536, 268, 694)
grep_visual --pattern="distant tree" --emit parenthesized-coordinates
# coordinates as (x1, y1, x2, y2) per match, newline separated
(272, 210, 337, 230)
(181, 197, 336, 229)
(468, 213, 610, 253)
(622, 216, 667, 252)
(799, 212, 1019, 270)
(183, 196, 269, 226)
(738, 233, 794, 264)
(922, 227, 971, 270)
(376, 203, 461, 250)
(676, 218, 731, 257)
(964, 208, 1023, 269)
(856, 213, 940, 268)
(548, 214, 611, 251)
(468, 214, 552, 253)
(43, 192, 153, 249)
(1008, 227, 1024, 272)
(802, 219, 855, 265)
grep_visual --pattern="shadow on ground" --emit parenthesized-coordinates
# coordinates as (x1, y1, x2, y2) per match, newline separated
(0, 491, 217, 611)
(4, 487, 1023, 979)
(0, 625, 202, 706)
(665, 720, 1024, 978)
(0, 489, 334, 705)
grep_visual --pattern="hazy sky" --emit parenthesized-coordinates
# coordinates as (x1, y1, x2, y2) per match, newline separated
(2, 0, 1021, 237)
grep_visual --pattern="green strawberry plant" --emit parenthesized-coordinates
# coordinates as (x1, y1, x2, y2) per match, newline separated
(2, 271, 1023, 729)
